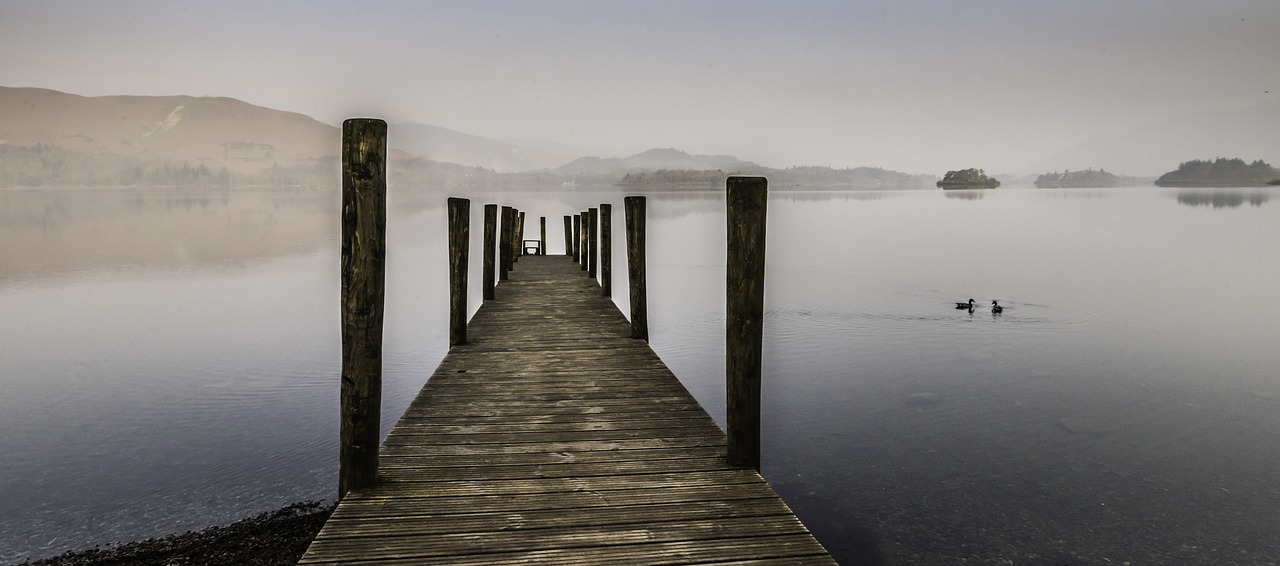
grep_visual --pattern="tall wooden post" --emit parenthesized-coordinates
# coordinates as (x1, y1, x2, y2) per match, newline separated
(572, 214, 581, 262)
(624, 196, 648, 342)
(499, 206, 512, 280)
(600, 204, 612, 297)
(580, 210, 589, 271)
(726, 176, 767, 471)
(588, 207, 598, 279)
(516, 211, 526, 260)
(563, 216, 573, 256)
(339, 118, 386, 500)
(540, 216, 547, 256)
(483, 204, 496, 300)
(448, 197, 469, 346)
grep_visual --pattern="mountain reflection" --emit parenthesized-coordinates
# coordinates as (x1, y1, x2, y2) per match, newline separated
(0, 189, 341, 284)
(1175, 190, 1271, 209)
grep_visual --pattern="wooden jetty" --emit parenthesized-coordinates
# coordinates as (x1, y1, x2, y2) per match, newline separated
(300, 254, 834, 564)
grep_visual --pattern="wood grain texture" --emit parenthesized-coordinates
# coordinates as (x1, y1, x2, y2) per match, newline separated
(572, 213, 581, 263)
(483, 204, 497, 300)
(600, 203, 612, 297)
(624, 196, 648, 341)
(447, 197, 469, 346)
(563, 215, 573, 256)
(302, 254, 831, 564)
(339, 118, 386, 500)
(726, 177, 768, 470)
(499, 206, 512, 281)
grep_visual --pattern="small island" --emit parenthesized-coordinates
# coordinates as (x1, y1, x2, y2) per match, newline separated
(1035, 168, 1142, 188)
(937, 168, 1000, 189)
(1154, 158, 1280, 187)
(617, 169, 727, 187)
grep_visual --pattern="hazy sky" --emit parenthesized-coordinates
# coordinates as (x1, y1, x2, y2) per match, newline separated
(2, 0, 1277, 173)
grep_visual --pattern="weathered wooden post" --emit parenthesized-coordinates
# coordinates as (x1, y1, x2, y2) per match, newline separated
(588, 207, 598, 279)
(624, 196, 648, 341)
(499, 206, 512, 280)
(483, 204, 496, 300)
(563, 215, 573, 256)
(516, 211, 525, 260)
(600, 203, 612, 297)
(448, 197, 469, 346)
(572, 214, 581, 262)
(339, 118, 386, 500)
(726, 176, 767, 471)
(580, 210, 589, 271)
(539, 216, 547, 256)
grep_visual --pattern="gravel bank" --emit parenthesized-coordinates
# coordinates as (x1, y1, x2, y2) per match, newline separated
(23, 502, 334, 566)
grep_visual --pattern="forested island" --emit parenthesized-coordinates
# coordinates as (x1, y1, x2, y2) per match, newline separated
(1034, 168, 1143, 188)
(1154, 158, 1280, 187)
(937, 168, 1000, 189)
(616, 166, 935, 189)
(617, 169, 727, 187)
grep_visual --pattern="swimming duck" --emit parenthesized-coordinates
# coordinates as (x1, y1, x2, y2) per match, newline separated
(955, 299, 975, 309)
(991, 300, 1003, 314)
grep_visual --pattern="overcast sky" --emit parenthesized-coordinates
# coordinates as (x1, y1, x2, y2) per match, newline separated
(2, 0, 1277, 173)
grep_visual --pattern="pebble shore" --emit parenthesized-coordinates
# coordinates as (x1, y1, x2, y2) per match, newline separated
(24, 502, 333, 566)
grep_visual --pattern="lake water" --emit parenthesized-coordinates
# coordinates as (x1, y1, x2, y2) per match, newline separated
(1, 185, 1278, 564)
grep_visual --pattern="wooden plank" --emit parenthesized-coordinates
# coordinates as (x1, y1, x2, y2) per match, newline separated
(302, 516, 811, 561)
(302, 535, 830, 565)
(300, 255, 833, 564)
(318, 498, 797, 537)
(331, 483, 786, 517)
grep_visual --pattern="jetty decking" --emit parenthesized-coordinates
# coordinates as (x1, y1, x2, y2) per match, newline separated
(300, 254, 834, 564)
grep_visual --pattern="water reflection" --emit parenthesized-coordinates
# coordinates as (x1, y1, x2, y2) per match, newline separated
(1175, 190, 1272, 209)
(5, 186, 1280, 565)
(0, 189, 340, 286)
(942, 189, 986, 200)
(775, 190, 899, 203)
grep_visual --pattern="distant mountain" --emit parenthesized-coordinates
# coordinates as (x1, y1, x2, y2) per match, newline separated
(389, 123, 582, 173)
(557, 148, 765, 177)
(1026, 100, 1280, 177)
(2, 85, 926, 190)
(0, 86, 339, 174)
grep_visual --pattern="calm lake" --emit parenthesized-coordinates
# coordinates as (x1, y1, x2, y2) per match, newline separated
(1, 185, 1278, 564)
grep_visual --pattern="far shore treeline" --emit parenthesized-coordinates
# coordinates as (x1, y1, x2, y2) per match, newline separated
(2, 87, 1277, 190)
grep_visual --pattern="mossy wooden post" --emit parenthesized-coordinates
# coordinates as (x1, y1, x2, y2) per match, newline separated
(563, 216, 573, 256)
(580, 210, 589, 271)
(339, 118, 386, 500)
(448, 197, 469, 346)
(726, 176, 767, 471)
(483, 204, 496, 300)
(539, 216, 547, 256)
(587, 207, 598, 279)
(572, 214, 581, 262)
(600, 203, 612, 297)
(624, 196, 648, 341)
(499, 206, 512, 281)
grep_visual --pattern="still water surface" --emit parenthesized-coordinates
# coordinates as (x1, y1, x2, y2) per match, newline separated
(1, 186, 1277, 564)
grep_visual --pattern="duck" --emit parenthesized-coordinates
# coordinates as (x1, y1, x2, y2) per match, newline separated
(955, 299, 975, 309)
(991, 300, 1003, 314)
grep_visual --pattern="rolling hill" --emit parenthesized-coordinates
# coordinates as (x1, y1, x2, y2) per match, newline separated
(556, 148, 766, 177)
(0, 86, 339, 174)
(389, 123, 581, 172)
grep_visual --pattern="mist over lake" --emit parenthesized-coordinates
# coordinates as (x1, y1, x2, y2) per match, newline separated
(2, 185, 1277, 564)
